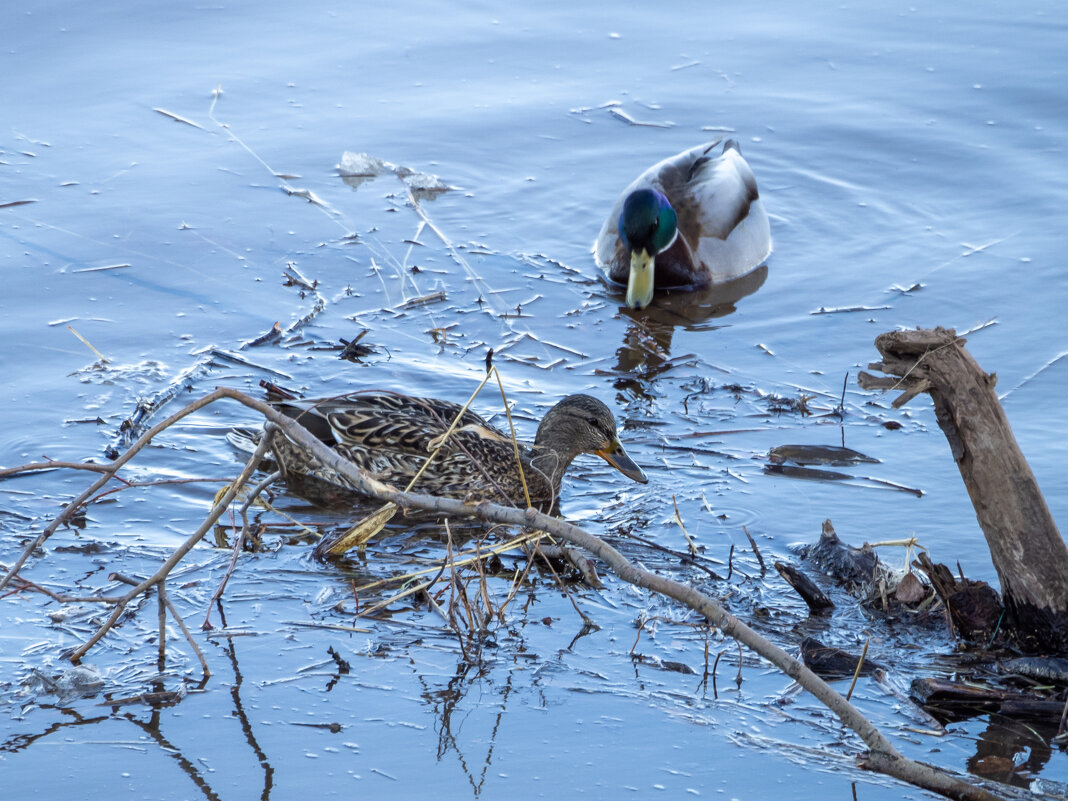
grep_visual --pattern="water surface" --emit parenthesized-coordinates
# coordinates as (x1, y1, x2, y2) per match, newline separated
(3, 1, 1067, 798)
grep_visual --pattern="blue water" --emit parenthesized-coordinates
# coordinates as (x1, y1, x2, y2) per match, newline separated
(3, 1, 1066, 798)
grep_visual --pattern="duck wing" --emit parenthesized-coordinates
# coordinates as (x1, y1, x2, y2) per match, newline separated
(274, 393, 489, 451)
(283, 393, 547, 501)
(662, 140, 759, 241)
(660, 140, 771, 285)
(322, 394, 494, 451)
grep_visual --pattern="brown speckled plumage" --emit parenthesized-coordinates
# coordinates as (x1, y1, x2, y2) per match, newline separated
(266, 391, 647, 511)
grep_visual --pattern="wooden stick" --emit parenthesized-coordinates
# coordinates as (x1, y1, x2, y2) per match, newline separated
(113, 573, 210, 679)
(862, 327, 1068, 649)
(67, 431, 271, 662)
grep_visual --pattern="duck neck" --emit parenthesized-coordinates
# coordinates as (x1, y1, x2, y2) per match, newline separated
(528, 437, 580, 493)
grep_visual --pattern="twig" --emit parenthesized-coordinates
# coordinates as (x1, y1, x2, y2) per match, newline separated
(697, 628, 711, 693)
(112, 572, 210, 679)
(497, 545, 539, 621)
(157, 576, 167, 670)
(203, 469, 282, 629)
(68, 325, 109, 363)
(67, 432, 271, 662)
(672, 495, 698, 557)
(0, 460, 115, 479)
(492, 367, 532, 508)
(712, 648, 725, 699)
(159, 580, 210, 679)
(610, 530, 724, 581)
(743, 526, 767, 577)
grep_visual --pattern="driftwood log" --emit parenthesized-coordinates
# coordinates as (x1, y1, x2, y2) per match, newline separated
(858, 327, 1068, 651)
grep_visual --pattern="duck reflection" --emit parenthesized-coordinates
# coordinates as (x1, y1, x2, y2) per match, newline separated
(610, 265, 768, 398)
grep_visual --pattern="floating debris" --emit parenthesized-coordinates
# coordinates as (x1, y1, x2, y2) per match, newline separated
(246, 322, 283, 347)
(152, 107, 206, 130)
(338, 330, 376, 362)
(768, 444, 880, 467)
(397, 290, 446, 309)
(283, 262, 318, 291)
(23, 664, 105, 703)
(283, 185, 331, 208)
(71, 263, 130, 273)
(337, 151, 456, 195)
(209, 349, 292, 378)
(889, 282, 924, 294)
(801, 637, 885, 678)
(811, 305, 892, 315)
(569, 100, 622, 114)
(607, 107, 675, 128)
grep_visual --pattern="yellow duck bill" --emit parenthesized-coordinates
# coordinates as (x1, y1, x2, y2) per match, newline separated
(625, 249, 656, 309)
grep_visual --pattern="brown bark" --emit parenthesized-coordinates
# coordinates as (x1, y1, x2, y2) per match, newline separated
(858, 327, 1068, 651)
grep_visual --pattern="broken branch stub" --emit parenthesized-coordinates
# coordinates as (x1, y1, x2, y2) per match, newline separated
(859, 327, 1068, 651)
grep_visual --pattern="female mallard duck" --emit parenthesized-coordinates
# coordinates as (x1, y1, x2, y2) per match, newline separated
(264, 391, 647, 510)
(595, 139, 772, 310)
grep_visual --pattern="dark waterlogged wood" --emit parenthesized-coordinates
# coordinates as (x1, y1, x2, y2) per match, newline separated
(859, 327, 1068, 652)
(913, 552, 1003, 643)
(801, 637, 884, 678)
(774, 561, 835, 613)
(912, 677, 1067, 721)
(798, 519, 879, 593)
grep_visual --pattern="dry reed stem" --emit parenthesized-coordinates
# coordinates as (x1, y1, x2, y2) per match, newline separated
(672, 494, 698, 557)
(492, 368, 532, 508)
(845, 639, 870, 702)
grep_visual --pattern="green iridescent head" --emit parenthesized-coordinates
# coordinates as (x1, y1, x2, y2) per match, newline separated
(618, 189, 678, 308)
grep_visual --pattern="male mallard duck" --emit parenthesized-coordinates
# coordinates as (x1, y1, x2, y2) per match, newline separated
(595, 139, 771, 309)
(264, 391, 647, 510)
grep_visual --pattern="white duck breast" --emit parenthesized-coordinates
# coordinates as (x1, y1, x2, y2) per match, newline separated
(595, 139, 772, 294)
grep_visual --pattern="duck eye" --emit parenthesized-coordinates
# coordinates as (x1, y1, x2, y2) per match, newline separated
(586, 417, 599, 427)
